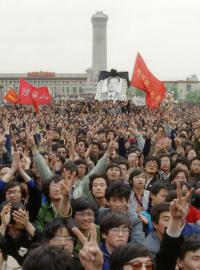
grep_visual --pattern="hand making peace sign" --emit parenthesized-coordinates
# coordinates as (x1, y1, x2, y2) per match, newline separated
(72, 223, 103, 270)
(170, 182, 193, 220)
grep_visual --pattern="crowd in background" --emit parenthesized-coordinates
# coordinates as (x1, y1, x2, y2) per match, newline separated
(0, 99, 200, 270)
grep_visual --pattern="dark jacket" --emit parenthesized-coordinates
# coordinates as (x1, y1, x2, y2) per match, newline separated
(155, 232, 184, 270)
(99, 242, 110, 270)
(4, 227, 42, 265)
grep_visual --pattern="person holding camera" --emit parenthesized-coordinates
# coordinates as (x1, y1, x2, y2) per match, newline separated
(0, 201, 41, 265)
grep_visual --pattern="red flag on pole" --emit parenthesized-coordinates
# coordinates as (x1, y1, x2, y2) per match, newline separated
(31, 89, 40, 114)
(18, 79, 37, 105)
(18, 79, 40, 113)
(130, 53, 166, 108)
(4, 88, 18, 104)
(18, 79, 52, 113)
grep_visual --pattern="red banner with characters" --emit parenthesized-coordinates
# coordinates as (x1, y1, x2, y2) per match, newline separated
(130, 53, 166, 108)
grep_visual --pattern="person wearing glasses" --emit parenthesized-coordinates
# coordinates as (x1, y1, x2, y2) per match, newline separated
(110, 243, 153, 270)
(44, 217, 83, 270)
(72, 197, 99, 256)
(99, 211, 131, 270)
(0, 152, 42, 222)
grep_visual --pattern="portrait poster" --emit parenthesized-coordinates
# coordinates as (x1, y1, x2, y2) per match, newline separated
(95, 76, 127, 101)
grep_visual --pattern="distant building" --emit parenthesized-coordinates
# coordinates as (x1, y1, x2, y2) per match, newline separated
(0, 11, 199, 102)
(165, 80, 200, 100)
(0, 72, 88, 99)
(0, 11, 109, 100)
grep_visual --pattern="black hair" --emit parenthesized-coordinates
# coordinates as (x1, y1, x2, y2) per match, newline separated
(105, 182, 131, 202)
(150, 182, 169, 195)
(43, 175, 62, 202)
(61, 161, 78, 175)
(106, 163, 121, 173)
(169, 167, 189, 183)
(165, 190, 177, 202)
(0, 233, 8, 260)
(151, 202, 170, 224)
(4, 181, 28, 203)
(74, 159, 88, 174)
(106, 129, 116, 138)
(144, 156, 160, 169)
(181, 140, 193, 150)
(44, 217, 74, 240)
(71, 197, 98, 218)
(190, 156, 200, 165)
(128, 168, 146, 187)
(22, 245, 74, 270)
(170, 151, 177, 158)
(175, 156, 189, 169)
(113, 157, 130, 170)
(178, 235, 200, 259)
(76, 138, 88, 148)
(128, 148, 141, 156)
(110, 243, 151, 270)
(158, 153, 171, 161)
(90, 141, 101, 150)
(100, 211, 131, 236)
(89, 174, 108, 193)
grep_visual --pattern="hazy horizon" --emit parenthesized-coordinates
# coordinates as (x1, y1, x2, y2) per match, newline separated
(0, 0, 200, 81)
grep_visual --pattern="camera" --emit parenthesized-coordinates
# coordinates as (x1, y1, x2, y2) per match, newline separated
(10, 202, 26, 225)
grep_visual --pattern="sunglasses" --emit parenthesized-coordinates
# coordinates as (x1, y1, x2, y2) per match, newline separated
(125, 261, 154, 270)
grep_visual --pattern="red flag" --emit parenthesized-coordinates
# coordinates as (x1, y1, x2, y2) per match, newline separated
(31, 89, 40, 114)
(130, 53, 166, 108)
(4, 88, 18, 104)
(37, 86, 52, 105)
(18, 79, 52, 105)
(18, 79, 37, 105)
(18, 79, 40, 113)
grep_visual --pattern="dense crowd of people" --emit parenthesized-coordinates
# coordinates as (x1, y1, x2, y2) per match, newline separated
(0, 99, 200, 270)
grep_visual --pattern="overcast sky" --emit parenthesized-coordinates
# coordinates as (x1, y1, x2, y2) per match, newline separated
(0, 0, 199, 80)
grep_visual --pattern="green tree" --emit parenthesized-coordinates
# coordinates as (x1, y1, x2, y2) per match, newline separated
(186, 91, 200, 103)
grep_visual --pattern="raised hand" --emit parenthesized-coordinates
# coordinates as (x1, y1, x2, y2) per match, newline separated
(12, 209, 35, 237)
(106, 139, 117, 157)
(11, 151, 20, 172)
(59, 168, 76, 217)
(146, 128, 154, 139)
(60, 168, 76, 198)
(12, 209, 29, 229)
(0, 133, 5, 146)
(72, 224, 103, 270)
(85, 145, 92, 159)
(22, 150, 31, 170)
(27, 132, 37, 152)
(170, 182, 193, 220)
(1, 203, 11, 227)
(49, 152, 57, 169)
